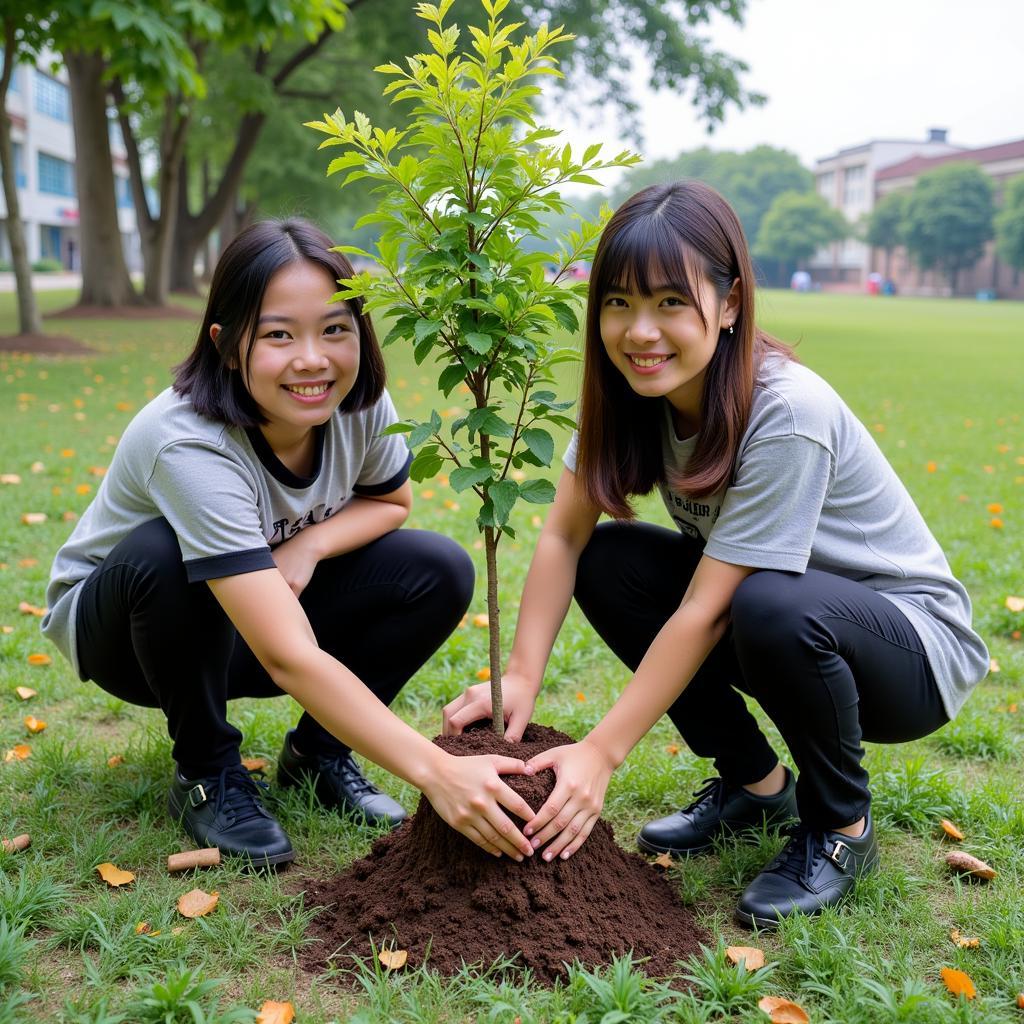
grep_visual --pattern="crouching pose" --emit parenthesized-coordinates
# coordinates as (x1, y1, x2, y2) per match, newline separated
(43, 220, 537, 868)
(443, 182, 988, 925)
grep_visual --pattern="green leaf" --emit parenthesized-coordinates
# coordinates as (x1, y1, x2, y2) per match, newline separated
(379, 422, 414, 436)
(488, 479, 518, 526)
(518, 479, 556, 504)
(449, 465, 494, 492)
(410, 448, 444, 482)
(437, 364, 466, 396)
(408, 421, 435, 448)
(520, 428, 554, 466)
(415, 318, 442, 342)
(463, 332, 493, 354)
(465, 211, 490, 229)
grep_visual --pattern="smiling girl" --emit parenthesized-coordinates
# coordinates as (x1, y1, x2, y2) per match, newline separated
(43, 220, 537, 867)
(443, 182, 988, 926)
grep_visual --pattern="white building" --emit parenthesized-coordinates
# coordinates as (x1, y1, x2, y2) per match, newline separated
(1, 54, 140, 271)
(809, 129, 964, 286)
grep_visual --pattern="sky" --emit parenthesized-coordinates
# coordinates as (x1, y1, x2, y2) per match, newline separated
(542, 0, 1024, 184)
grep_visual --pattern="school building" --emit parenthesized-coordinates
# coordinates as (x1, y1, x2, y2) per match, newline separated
(810, 129, 1024, 299)
(0, 54, 141, 272)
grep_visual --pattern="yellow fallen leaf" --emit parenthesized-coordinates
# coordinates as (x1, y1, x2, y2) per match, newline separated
(1005, 595, 1024, 612)
(420, 489, 435, 499)
(4, 745, 31, 762)
(726, 945, 765, 969)
(472, 613, 489, 628)
(940, 819, 965, 841)
(940, 966, 976, 999)
(135, 921, 152, 935)
(256, 1001, 296, 1024)
(0, 474, 21, 484)
(945, 851, 997, 880)
(653, 853, 673, 869)
(241, 757, 268, 772)
(378, 948, 408, 970)
(27, 653, 52, 666)
(949, 928, 980, 949)
(18, 602, 47, 617)
(21, 513, 47, 525)
(60, 448, 75, 458)
(758, 996, 810, 1022)
(96, 862, 136, 887)
(576, 691, 586, 701)
(75, 483, 92, 495)
(17, 557, 37, 568)
(177, 888, 219, 918)
(665, 744, 680, 755)
(29, 461, 44, 474)
(107, 755, 124, 767)
(23, 716, 46, 734)
(15, 687, 36, 700)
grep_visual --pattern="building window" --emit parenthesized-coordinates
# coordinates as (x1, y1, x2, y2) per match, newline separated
(115, 175, 133, 209)
(12, 142, 26, 189)
(37, 152, 75, 197)
(842, 164, 867, 206)
(40, 225, 63, 263)
(817, 171, 835, 201)
(33, 70, 70, 122)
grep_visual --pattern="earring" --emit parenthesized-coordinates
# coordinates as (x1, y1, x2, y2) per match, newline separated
(727, 324, 734, 335)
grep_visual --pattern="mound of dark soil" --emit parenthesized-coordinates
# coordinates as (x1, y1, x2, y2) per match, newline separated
(0, 332, 93, 354)
(303, 725, 709, 985)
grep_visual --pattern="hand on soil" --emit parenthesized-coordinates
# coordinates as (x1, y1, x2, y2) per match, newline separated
(424, 753, 536, 860)
(523, 740, 614, 860)
(442, 672, 538, 741)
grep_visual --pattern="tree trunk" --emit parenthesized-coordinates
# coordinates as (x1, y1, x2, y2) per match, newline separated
(63, 49, 138, 307)
(483, 523, 505, 739)
(0, 29, 42, 335)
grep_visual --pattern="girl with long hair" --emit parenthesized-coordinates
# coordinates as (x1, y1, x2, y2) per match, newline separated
(43, 219, 537, 868)
(443, 181, 987, 925)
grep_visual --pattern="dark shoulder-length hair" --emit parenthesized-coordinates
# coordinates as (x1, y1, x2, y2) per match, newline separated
(174, 219, 385, 426)
(575, 180, 793, 518)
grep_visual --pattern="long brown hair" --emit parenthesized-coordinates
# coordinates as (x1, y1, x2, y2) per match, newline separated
(575, 180, 792, 517)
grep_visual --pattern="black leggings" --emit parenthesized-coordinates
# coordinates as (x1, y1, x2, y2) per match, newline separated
(75, 518, 474, 778)
(574, 521, 949, 829)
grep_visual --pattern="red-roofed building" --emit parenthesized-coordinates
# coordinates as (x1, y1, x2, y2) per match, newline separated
(811, 130, 1024, 299)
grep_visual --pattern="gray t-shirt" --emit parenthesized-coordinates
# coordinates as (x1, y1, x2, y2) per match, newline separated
(43, 387, 412, 677)
(564, 356, 988, 718)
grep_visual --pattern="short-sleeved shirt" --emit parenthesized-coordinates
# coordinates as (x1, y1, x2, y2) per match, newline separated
(43, 387, 412, 677)
(564, 356, 989, 718)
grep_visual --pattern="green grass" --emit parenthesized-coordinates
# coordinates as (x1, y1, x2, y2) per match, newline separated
(0, 288, 1022, 1021)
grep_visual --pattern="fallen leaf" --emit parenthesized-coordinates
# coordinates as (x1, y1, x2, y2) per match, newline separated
(18, 602, 46, 617)
(1, 626, 12, 634)
(115, 401, 134, 412)
(23, 716, 46, 734)
(1009, 703, 1019, 713)
(653, 853, 673, 869)
(665, 744, 680, 755)
(1017, 992, 1024, 1009)
(27, 653, 52, 666)
(88, 465, 107, 477)
(726, 945, 766, 969)
(940, 819, 965, 841)
(241, 757, 268, 772)
(990, 658, 1001, 673)
(758, 996, 810, 1022)
(990, 518, 1004, 529)
(476, 667, 491, 680)
(15, 687, 36, 700)
(21, 512, 47, 525)
(107, 755, 124, 767)
(1, 834, 31, 853)
(17, 557, 37, 568)
(987, 503, 1004, 515)
(177, 888, 219, 918)
(0, 474, 21, 484)
(926, 461, 937, 473)
(60, 448, 75, 458)
(75, 483, 92, 495)
(940, 967, 976, 999)
(378, 948, 408, 970)
(1006, 596, 1024, 612)
(135, 921, 152, 935)
(949, 928, 980, 948)
(96, 862, 136, 887)
(4, 745, 31, 762)
(62, 511, 78, 521)
(420, 489, 435, 499)
(472, 613, 489, 627)
(945, 851, 997, 880)
(256, 1000, 295, 1024)
(575, 691, 586, 701)
(443, 499, 459, 510)
(29, 461, 44, 474)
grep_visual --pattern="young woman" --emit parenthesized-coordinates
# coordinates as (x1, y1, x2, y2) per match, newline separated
(443, 182, 988, 926)
(43, 219, 537, 868)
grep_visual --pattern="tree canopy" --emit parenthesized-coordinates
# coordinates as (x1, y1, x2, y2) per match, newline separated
(753, 191, 847, 272)
(994, 173, 1024, 273)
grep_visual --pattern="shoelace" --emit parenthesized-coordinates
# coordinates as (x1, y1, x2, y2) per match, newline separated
(209, 764, 269, 826)
(323, 753, 379, 797)
(682, 777, 729, 817)
(768, 823, 829, 885)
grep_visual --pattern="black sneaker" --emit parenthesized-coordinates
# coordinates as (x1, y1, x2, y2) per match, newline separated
(735, 813, 880, 928)
(638, 769, 798, 857)
(167, 764, 294, 868)
(277, 730, 406, 830)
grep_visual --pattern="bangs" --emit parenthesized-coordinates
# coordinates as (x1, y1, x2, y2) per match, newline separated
(595, 213, 710, 326)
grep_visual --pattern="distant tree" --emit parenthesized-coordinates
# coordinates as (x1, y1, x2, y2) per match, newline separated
(995, 173, 1024, 279)
(865, 190, 908, 278)
(903, 162, 994, 294)
(613, 145, 812, 243)
(753, 191, 847, 283)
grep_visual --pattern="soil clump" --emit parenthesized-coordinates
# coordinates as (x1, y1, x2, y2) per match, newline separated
(303, 724, 709, 986)
(0, 332, 93, 354)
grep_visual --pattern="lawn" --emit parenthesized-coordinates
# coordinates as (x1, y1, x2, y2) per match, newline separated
(0, 288, 1021, 1023)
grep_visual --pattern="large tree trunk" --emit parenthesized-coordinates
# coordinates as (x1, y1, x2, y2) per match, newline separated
(63, 49, 139, 307)
(0, 22, 42, 335)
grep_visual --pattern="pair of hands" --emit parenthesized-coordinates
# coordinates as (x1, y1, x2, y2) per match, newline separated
(436, 673, 615, 861)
